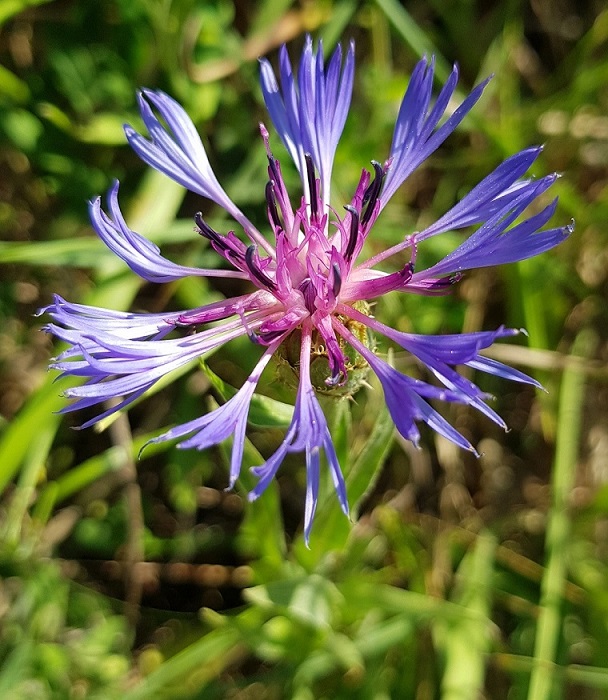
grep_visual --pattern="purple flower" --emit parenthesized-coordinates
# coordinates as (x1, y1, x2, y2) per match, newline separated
(42, 37, 572, 542)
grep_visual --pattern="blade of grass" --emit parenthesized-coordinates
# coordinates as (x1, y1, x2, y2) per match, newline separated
(2, 422, 56, 547)
(438, 532, 497, 700)
(228, 434, 287, 574)
(497, 655, 608, 691)
(527, 329, 593, 700)
(374, 0, 451, 81)
(0, 378, 67, 496)
(122, 626, 246, 700)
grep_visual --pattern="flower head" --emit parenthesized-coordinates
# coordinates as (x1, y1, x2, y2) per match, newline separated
(42, 37, 572, 542)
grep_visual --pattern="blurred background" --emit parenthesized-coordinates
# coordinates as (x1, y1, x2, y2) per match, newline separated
(1, 0, 607, 698)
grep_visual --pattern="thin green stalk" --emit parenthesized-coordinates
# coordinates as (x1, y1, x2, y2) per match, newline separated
(439, 532, 497, 700)
(527, 330, 593, 700)
(2, 424, 56, 547)
(123, 627, 245, 700)
(374, 0, 452, 81)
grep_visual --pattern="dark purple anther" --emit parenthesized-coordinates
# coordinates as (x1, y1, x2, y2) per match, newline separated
(257, 328, 287, 344)
(265, 181, 282, 229)
(299, 278, 317, 314)
(245, 245, 277, 291)
(343, 205, 359, 262)
(401, 261, 415, 283)
(331, 262, 342, 298)
(361, 161, 385, 226)
(267, 154, 282, 186)
(304, 153, 318, 220)
(194, 212, 223, 246)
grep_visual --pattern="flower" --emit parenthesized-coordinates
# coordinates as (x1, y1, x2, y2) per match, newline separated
(42, 37, 572, 542)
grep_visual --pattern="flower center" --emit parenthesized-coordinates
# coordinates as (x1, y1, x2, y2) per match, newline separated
(276, 301, 374, 397)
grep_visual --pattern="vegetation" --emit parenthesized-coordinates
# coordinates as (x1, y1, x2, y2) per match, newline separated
(1, 0, 607, 697)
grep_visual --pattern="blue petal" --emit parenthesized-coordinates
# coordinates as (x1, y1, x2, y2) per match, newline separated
(418, 147, 544, 240)
(48, 314, 254, 425)
(381, 58, 491, 205)
(124, 90, 268, 249)
(418, 180, 573, 277)
(248, 327, 349, 544)
(91, 182, 247, 282)
(466, 356, 543, 389)
(260, 36, 354, 203)
(150, 347, 275, 487)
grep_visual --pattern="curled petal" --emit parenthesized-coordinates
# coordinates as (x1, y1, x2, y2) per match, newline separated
(125, 89, 272, 252)
(42, 294, 176, 342)
(91, 182, 247, 282)
(126, 90, 235, 210)
(48, 313, 260, 427)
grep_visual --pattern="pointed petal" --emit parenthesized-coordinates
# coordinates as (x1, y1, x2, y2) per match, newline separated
(150, 345, 277, 486)
(382, 59, 490, 206)
(90, 182, 247, 282)
(334, 319, 478, 453)
(260, 36, 355, 202)
(125, 90, 271, 251)
(248, 323, 349, 542)
(418, 147, 544, 240)
(46, 311, 257, 425)
(417, 181, 573, 278)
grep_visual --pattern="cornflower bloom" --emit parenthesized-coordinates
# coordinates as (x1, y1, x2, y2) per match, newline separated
(42, 37, 571, 541)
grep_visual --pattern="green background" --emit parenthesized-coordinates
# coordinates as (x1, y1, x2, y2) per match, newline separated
(1, 0, 607, 698)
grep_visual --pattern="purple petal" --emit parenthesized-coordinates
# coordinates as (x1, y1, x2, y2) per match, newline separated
(248, 324, 348, 544)
(466, 356, 542, 388)
(43, 294, 176, 340)
(381, 59, 491, 206)
(150, 345, 277, 487)
(418, 147, 544, 240)
(91, 182, 247, 282)
(260, 36, 355, 203)
(259, 52, 303, 172)
(335, 319, 478, 453)
(125, 90, 271, 252)
(416, 180, 573, 278)
(47, 313, 256, 425)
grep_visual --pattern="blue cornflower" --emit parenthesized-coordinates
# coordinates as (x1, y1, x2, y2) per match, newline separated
(42, 37, 571, 542)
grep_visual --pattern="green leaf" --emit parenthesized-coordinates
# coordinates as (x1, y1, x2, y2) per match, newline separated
(0, 64, 29, 102)
(122, 627, 244, 700)
(435, 532, 497, 700)
(0, 377, 67, 496)
(226, 434, 287, 573)
(340, 578, 489, 627)
(346, 389, 394, 515)
(245, 574, 343, 630)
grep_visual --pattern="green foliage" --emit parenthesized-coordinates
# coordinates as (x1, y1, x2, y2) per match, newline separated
(0, 557, 131, 699)
(1, 0, 608, 698)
